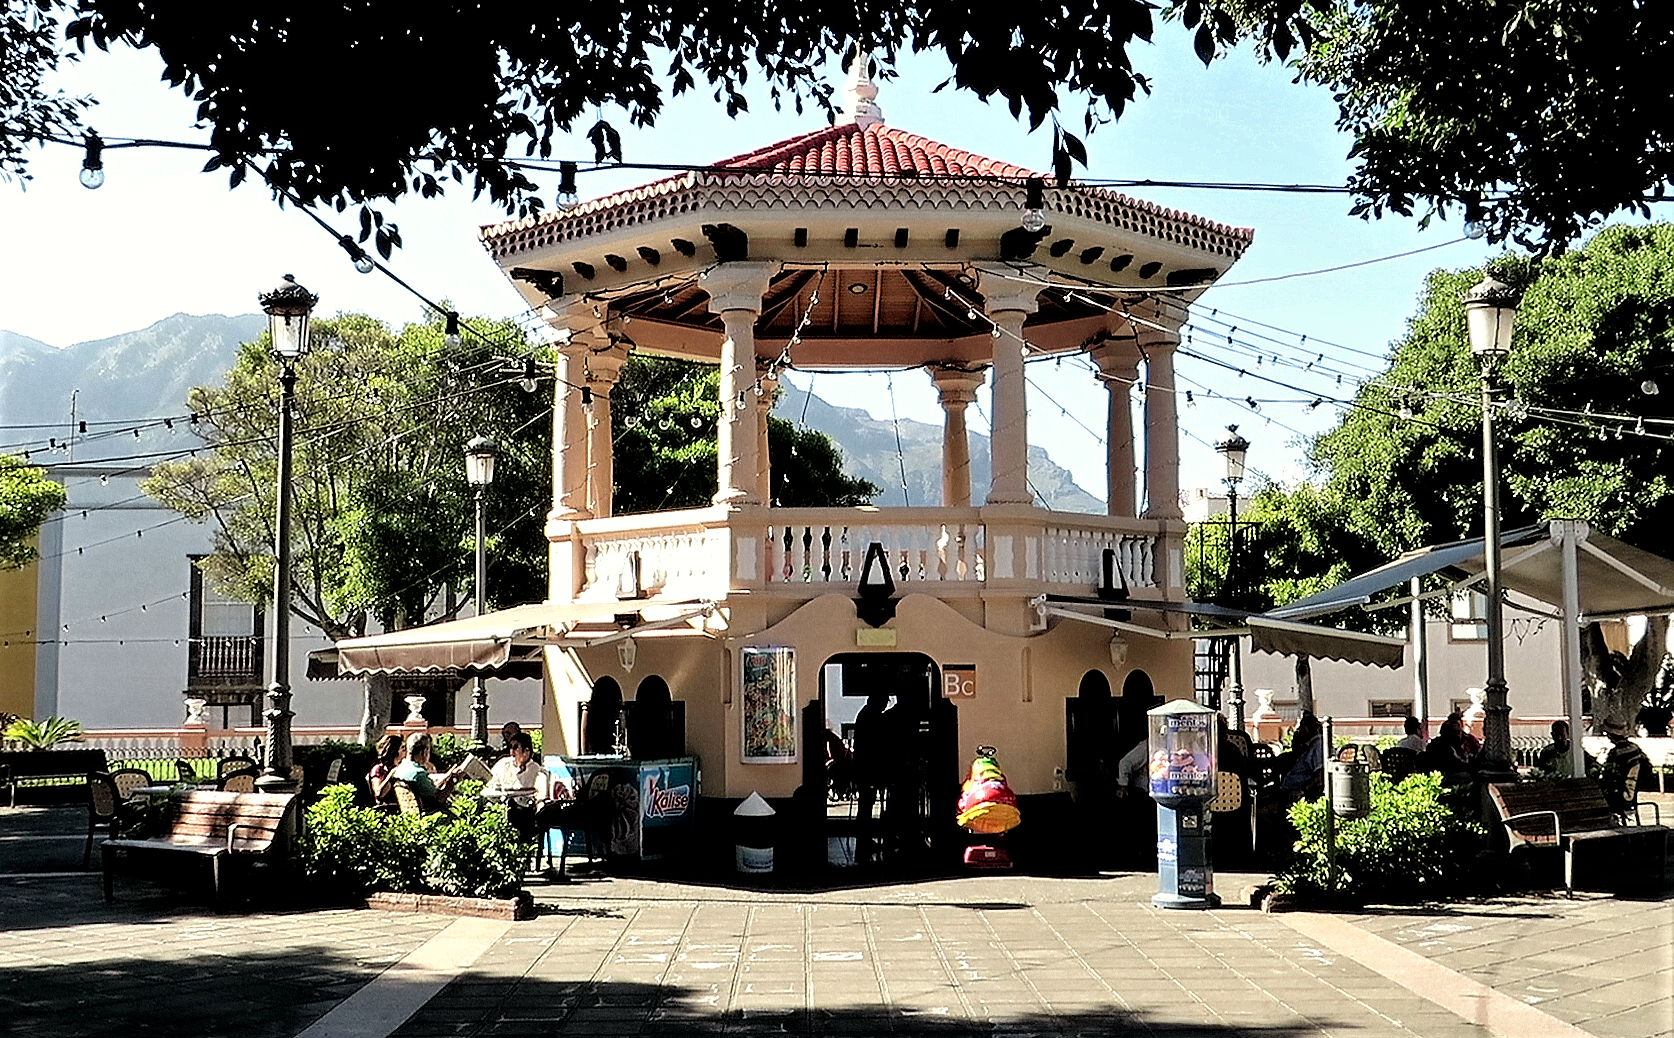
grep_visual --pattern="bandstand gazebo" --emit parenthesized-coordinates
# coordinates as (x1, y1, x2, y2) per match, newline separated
(345, 66, 1292, 864)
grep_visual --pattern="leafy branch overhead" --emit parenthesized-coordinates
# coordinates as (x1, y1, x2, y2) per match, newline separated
(5, 2, 1659, 253)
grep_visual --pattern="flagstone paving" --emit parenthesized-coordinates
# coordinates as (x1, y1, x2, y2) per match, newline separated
(3, 803, 1669, 1038)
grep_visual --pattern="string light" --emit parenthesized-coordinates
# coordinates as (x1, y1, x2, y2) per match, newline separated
(78, 131, 105, 189)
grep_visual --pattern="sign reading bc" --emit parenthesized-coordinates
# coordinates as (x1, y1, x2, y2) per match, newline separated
(942, 664, 977, 699)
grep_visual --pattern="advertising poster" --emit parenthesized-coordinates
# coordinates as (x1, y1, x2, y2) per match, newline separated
(1148, 711, 1213, 798)
(741, 646, 797, 763)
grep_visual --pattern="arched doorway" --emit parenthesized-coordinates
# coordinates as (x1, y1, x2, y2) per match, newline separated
(1065, 669, 1119, 804)
(626, 675, 683, 759)
(815, 653, 957, 869)
(582, 677, 623, 754)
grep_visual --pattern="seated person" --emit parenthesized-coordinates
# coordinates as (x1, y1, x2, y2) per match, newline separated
(1600, 719, 1651, 814)
(1535, 720, 1573, 777)
(1278, 713, 1325, 798)
(498, 721, 523, 759)
(1425, 715, 1478, 774)
(366, 733, 404, 806)
(391, 732, 465, 812)
(1393, 716, 1426, 754)
(484, 732, 601, 840)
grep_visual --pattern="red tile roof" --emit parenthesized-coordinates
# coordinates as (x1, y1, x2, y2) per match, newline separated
(701, 122, 1039, 180)
(480, 120, 1253, 253)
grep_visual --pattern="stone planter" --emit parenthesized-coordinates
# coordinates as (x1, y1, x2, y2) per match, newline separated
(363, 889, 535, 921)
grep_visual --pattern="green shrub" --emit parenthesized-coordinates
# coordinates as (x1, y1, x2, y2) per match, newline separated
(528, 729, 542, 757)
(1274, 771, 1486, 904)
(424, 794, 528, 898)
(300, 783, 527, 900)
(3, 716, 83, 749)
(430, 733, 468, 769)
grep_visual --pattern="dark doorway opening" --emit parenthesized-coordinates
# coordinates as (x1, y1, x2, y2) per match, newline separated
(813, 653, 958, 870)
(581, 677, 623, 754)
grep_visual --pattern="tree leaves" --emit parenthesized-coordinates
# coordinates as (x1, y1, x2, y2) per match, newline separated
(0, 454, 66, 570)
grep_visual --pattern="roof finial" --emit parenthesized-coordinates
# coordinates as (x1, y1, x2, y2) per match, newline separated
(838, 47, 884, 130)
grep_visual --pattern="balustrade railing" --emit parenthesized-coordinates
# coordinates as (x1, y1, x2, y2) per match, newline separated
(764, 520, 986, 585)
(193, 635, 258, 679)
(569, 505, 1168, 599)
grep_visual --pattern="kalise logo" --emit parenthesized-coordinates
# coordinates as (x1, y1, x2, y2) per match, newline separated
(644, 772, 691, 818)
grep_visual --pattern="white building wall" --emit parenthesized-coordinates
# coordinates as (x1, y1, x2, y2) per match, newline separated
(1238, 613, 1566, 719)
(32, 467, 541, 730)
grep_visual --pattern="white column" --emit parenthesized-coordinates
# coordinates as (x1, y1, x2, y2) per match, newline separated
(585, 339, 631, 518)
(1139, 324, 1184, 520)
(1089, 342, 1141, 517)
(929, 366, 985, 508)
(977, 270, 1040, 506)
(756, 361, 777, 506)
(706, 263, 776, 507)
(544, 300, 595, 523)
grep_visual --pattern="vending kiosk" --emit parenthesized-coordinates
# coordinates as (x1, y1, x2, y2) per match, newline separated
(1146, 700, 1220, 909)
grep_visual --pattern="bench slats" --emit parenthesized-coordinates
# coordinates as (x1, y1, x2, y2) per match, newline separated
(102, 790, 299, 902)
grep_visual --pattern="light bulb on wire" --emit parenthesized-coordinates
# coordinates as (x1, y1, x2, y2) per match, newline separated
(79, 131, 105, 189)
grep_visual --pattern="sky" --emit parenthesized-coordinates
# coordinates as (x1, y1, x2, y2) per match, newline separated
(0, 29, 1507, 500)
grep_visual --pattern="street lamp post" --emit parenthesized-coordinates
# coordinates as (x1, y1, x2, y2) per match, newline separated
(257, 275, 317, 790)
(464, 435, 498, 745)
(1215, 425, 1250, 730)
(1464, 275, 1520, 774)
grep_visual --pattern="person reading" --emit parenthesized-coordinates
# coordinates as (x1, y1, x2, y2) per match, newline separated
(391, 732, 466, 812)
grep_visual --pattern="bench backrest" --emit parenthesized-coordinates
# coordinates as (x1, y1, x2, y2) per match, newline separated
(163, 790, 298, 853)
(1490, 778, 1620, 839)
(0, 748, 109, 778)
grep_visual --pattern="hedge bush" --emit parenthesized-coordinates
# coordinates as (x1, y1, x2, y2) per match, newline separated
(300, 783, 528, 900)
(1274, 771, 1486, 904)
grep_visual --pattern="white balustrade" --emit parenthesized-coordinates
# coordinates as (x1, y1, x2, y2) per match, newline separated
(1041, 525, 1156, 591)
(763, 519, 988, 585)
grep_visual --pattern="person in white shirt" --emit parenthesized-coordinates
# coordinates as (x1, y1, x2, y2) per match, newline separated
(1394, 716, 1426, 754)
(484, 732, 580, 839)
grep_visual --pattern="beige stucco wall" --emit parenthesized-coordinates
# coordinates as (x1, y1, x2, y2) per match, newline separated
(541, 591, 1194, 799)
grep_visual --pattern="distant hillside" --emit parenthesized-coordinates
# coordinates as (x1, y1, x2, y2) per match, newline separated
(774, 384, 1103, 514)
(2, 314, 1105, 509)
(0, 313, 265, 462)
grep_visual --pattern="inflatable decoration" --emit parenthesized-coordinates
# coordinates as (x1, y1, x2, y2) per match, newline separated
(956, 747, 1021, 835)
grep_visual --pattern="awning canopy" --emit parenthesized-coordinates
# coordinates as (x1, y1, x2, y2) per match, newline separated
(1035, 595, 1407, 669)
(333, 600, 716, 677)
(1270, 522, 1674, 623)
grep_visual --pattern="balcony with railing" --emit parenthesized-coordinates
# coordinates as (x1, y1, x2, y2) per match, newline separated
(566, 504, 1179, 604)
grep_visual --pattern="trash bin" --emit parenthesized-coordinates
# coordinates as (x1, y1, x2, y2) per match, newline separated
(734, 792, 775, 874)
(1329, 759, 1371, 819)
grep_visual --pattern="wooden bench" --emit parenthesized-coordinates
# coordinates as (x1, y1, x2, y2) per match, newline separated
(101, 790, 299, 902)
(1489, 778, 1669, 894)
(0, 749, 108, 806)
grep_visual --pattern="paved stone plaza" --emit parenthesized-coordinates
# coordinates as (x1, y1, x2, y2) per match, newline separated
(2, 804, 1669, 1038)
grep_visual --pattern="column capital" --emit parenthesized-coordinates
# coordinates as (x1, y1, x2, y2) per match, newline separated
(704, 261, 778, 314)
(974, 266, 1041, 314)
(585, 339, 633, 388)
(1088, 340, 1143, 377)
(929, 364, 987, 406)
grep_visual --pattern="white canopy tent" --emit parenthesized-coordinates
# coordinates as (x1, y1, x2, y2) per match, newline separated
(1271, 520, 1674, 776)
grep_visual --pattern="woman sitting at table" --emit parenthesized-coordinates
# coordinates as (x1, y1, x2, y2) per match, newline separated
(366, 734, 404, 807)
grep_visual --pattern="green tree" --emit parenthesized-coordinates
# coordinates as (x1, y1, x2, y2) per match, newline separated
(0, 454, 65, 569)
(1250, 224, 1674, 727)
(143, 312, 551, 738)
(2, 2, 1315, 241)
(1292, 1, 1674, 254)
(611, 356, 879, 513)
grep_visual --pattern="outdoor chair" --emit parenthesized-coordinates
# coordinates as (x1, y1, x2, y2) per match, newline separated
(1616, 759, 1661, 827)
(218, 772, 256, 793)
(109, 767, 153, 802)
(85, 772, 122, 867)
(392, 780, 433, 816)
(324, 758, 344, 785)
(1380, 747, 1420, 783)
(217, 755, 258, 779)
(553, 771, 615, 878)
(174, 759, 196, 784)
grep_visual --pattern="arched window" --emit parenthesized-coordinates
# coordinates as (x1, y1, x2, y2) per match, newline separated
(628, 676, 677, 759)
